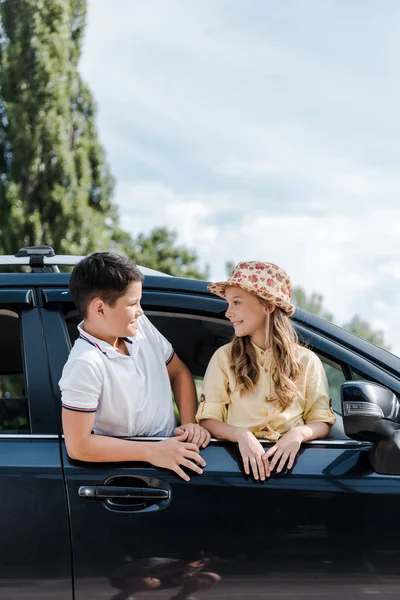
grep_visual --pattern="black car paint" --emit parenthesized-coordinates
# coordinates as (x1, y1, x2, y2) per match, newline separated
(1, 274, 400, 599)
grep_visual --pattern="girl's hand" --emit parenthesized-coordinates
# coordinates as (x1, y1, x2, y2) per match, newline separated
(237, 429, 270, 481)
(174, 423, 211, 449)
(263, 427, 306, 473)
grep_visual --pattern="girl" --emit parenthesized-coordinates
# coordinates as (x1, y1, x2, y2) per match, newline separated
(196, 261, 335, 481)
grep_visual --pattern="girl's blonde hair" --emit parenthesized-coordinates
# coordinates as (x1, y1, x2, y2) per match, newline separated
(230, 299, 301, 410)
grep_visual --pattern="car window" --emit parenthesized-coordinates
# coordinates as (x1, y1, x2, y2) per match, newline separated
(0, 309, 30, 433)
(63, 307, 80, 347)
(316, 354, 347, 416)
(62, 307, 233, 377)
(146, 312, 349, 420)
(61, 308, 350, 437)
(351, 368, 374, 382)
(62, 308, 226, 427)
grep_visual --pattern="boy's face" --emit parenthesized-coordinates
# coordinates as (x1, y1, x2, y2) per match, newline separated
(103, 280, 143, 337)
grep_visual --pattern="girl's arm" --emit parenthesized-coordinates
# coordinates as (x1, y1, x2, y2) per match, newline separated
(296, 421, 331, 441)
(198, 418, 244, 442)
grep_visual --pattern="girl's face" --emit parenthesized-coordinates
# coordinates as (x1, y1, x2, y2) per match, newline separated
(225, 286, 274, 341)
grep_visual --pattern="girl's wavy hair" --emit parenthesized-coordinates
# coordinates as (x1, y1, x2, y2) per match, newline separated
(230, 299, 301, 410)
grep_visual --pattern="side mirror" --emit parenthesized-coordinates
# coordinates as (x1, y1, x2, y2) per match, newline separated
(341, 381, 400, 442)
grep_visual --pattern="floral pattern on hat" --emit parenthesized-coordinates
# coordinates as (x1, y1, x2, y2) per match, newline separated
(207, 261, 295, 317)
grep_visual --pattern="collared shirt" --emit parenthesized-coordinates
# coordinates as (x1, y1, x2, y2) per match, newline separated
(196, 342, 335, 441)
(59, 315, 176, 437)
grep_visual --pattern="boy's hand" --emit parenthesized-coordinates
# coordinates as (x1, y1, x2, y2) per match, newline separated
(174, 423, 211, 448)
(149, 433, 206, 481)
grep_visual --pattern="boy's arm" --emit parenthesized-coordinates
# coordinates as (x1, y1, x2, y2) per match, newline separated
(167, 354, 211, 448)
(62, 409, 205, 481)
(167, 354, 197, 424)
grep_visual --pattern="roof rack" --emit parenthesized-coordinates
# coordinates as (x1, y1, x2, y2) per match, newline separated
(0, 245, 170, 276)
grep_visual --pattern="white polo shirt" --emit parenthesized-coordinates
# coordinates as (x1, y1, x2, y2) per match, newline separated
(59, 315, 176, 437)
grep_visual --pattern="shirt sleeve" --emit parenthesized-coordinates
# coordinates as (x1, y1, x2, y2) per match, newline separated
(196, 347, 231, 423)
(303, 352, 336, 425)
(141, 315, 174, 365)
(59, 358, 103, 413)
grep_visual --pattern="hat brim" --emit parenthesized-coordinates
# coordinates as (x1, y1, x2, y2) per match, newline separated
(207, 281, 296, 317)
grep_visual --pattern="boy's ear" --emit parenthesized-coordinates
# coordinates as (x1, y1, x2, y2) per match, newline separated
(90, 297, 105, 317)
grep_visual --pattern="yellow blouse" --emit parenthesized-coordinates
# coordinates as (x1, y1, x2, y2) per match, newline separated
(196, 342, 336, 441)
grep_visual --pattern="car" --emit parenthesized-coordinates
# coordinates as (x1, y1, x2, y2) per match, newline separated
(1, 245, 400, 600)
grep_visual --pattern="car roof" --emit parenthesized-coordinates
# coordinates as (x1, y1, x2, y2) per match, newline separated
(1, 250, 399, 377)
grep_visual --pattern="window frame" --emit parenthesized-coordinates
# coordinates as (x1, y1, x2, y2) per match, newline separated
(0, 289, 60, 436)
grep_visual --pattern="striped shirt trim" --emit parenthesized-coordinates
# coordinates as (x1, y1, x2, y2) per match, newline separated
(62, 403, 97, 413)
(166, 350, 175, 366)
(79, 333, 108, 355)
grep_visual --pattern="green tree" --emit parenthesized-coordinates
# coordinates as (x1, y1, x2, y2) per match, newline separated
(343, 315, 390, 350)
(124, 227, 209, 279)
(225, 260, 235, 277)
(292, 286, 334, 322)
(0, 0, 117, 255)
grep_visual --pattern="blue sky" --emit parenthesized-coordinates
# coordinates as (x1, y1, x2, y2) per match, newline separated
(80, 0, 400, 354)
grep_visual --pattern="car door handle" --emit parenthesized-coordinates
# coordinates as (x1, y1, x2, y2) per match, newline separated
(78, 485, 170, 501)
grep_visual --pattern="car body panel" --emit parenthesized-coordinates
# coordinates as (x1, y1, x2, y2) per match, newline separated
(0, 293, 72, 599)
(61, 440, 400, 600)
(1, 271, 400, 598)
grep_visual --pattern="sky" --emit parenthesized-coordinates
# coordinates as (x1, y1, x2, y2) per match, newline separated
(80, 0, 400, 355)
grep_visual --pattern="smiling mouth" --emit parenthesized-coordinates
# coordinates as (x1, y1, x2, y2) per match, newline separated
(232, 321, 243, 326)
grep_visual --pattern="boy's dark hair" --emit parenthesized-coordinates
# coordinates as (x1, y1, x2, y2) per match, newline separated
(69, 252, 144, 318)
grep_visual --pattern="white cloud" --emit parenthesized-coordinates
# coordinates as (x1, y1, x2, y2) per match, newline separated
(115, 179, 400, 353)
(81, 0, 400, 355)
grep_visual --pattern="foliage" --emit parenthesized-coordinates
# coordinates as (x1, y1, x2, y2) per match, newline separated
(225, 260, 235, 277)
(0, 0, 207, 282)
(124, 227, 208, 279)
(292, 286, 334, 322)
(0, 0, 116, 255)
(343, 314, 390, 350)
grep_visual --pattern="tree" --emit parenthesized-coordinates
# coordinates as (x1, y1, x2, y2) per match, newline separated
(0, 0, 117, 255)
(124, 227, 209, 279)
(342, 315, 390, 350)
(225, 260, 235, 277)
(292, 287, 390, 349)
(0, 0, 208, 281)
(291, 286, 334, 322)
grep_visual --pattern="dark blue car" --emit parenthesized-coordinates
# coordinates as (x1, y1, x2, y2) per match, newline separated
(1, 246, 400, 600)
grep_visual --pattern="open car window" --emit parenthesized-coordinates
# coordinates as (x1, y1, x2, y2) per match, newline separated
(63, 308, 356, 440)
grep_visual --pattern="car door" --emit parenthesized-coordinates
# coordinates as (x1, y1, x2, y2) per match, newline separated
(40, 285, 400, 600)
(0, 288, 72, 600)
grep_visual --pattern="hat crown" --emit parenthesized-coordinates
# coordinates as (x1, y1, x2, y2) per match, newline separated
(207, 260, 295, 317)
(229, 261, 292, 300)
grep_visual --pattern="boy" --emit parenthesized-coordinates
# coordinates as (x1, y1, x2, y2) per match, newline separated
(59, 252, 210, 481)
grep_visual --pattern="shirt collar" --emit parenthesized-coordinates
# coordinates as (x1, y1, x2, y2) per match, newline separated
(251, 341, 273, 365)
(77, 322, 133, 359)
